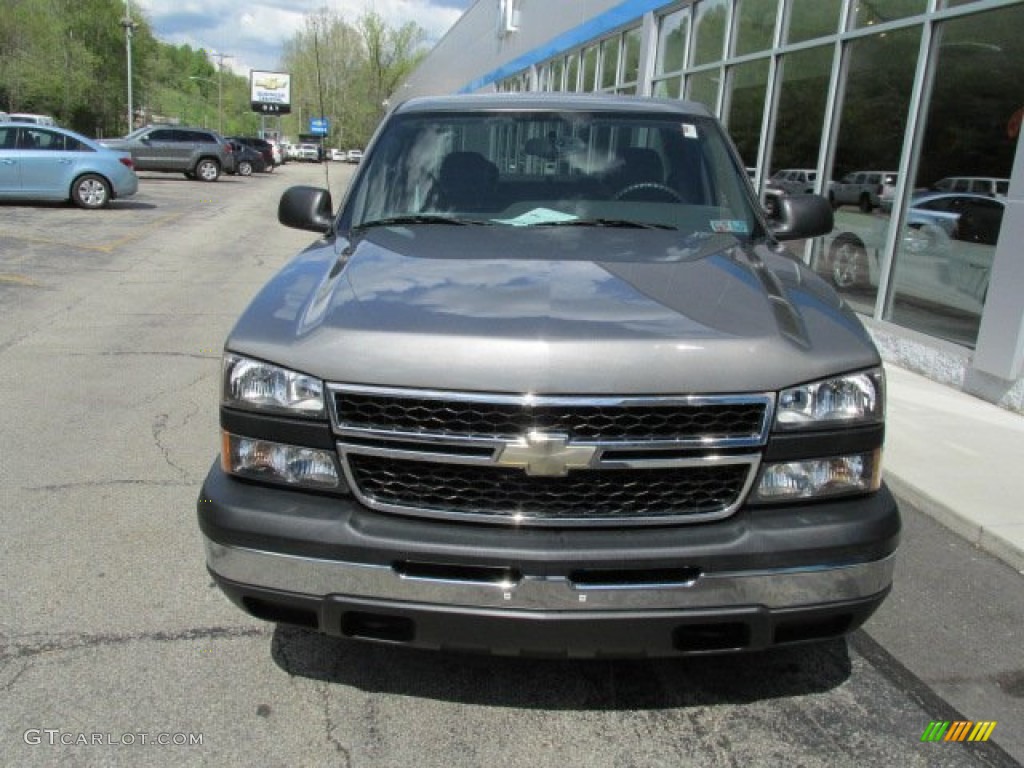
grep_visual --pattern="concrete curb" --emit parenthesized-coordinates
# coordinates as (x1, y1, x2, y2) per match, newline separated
(884, 472, 1024, 575)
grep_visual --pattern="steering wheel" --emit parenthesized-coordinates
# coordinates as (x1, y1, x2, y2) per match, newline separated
(612, 182, 684, 202)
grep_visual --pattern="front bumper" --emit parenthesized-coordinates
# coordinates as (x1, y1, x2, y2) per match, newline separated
(198, 463, 899, 656)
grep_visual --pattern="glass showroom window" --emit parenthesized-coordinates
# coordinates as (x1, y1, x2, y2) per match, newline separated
(692, 0, 728, 66)
(816, 26, 921, 319)
(725, 58, 770, 169)
(566, 52, 580, 92)
(686, 68, 721, 111)
(886, 4, 1024, 348)
(767, 45, 831, 182)
(600, 36, 620, 90)
(537, 64, 551, 92)
(786, 0, 841, 44)
(617, 27, 642, 94)
(734, 0, 778, 56)
(848, 0, 927, 29)
(550, 57, 564, 91)
(653, 7, 688, 98)
(582, 45, 598, 92)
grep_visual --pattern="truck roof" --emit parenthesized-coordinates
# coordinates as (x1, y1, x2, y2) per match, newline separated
(393, 92, 714, 118)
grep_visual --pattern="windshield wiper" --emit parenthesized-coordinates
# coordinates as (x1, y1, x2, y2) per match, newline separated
(354, 215, 490, 230)
(532, 218, 674, 230)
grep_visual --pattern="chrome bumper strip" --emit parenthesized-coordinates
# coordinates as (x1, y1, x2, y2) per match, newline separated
(204, 536, 895, 612)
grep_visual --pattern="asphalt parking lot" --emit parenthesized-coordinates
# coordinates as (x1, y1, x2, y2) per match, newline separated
(0, 162, 1021, 768)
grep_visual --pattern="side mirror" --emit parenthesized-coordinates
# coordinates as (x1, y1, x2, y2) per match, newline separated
(769, 193, 834, 241)
(279, 186, 334, 233)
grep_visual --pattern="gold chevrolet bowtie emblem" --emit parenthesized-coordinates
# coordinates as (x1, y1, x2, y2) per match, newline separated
(496, 431, 596, 476)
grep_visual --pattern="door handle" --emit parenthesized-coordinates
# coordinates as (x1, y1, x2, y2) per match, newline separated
(0, 159, 15, 165)
(58, 159, 73, 164)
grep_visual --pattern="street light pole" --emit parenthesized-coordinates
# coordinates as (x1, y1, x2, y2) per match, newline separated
(209, 52, 233, 134)
(188, 76, 214, 128)
(120, 0, 138, 132)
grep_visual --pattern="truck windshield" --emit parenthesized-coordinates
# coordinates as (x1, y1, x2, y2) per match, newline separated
(345, 111, 761, 239)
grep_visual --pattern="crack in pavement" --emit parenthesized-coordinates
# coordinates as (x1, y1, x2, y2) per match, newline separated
(320, 681, 354, 766)
(1, 661, 32, 692)
(65, 351, 221, 360)
(152, 412, 196, 484)
(0, 291, 91, 356)
(0, 626, 272, 663)
(128, 369, 216, 411)
(22, 479, 196, 492)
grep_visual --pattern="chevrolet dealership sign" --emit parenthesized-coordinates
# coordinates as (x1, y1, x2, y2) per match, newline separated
(250, 71, 291, 114)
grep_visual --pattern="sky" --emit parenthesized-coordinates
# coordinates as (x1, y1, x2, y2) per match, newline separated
(133, 0, 474, 77)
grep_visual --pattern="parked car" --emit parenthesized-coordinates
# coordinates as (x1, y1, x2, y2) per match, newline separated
(0, 122, 138, 209)
(931, 176, 1009, 198)
(227, 136, 277, 171)
(828, 170, 898, 212)
(345, 148, 363, 164)
(225, 140, 266, 176)
(101, 125, 233, 181)
(821, 191, 1004, 313)
(328, 148, 345, 161)
(268, 140, 284, 166)
(297, 143, 321, 162)
(8, 113, 57, 126)
(765, 168, 817, 195)
(198, 93, 898, 658)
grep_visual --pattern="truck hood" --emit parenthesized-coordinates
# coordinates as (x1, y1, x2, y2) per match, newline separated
(229, 225, 879, 394)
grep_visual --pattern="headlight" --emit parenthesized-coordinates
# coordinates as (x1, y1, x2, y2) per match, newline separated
(221, 432, 340, 489)
(222, 353, 324, 417)
(775, 369, 883, 429)
(753, 450, 881, 502)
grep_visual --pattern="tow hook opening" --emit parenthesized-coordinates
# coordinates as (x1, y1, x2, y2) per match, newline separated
(341, 611, 415, 643)
(672, 622, 751, 652)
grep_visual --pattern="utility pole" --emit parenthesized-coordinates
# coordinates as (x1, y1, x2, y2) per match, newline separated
(209, 52, 233, 134)
(120, 0, 138, 132)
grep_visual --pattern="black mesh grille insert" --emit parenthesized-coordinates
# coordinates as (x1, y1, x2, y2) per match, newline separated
(335, 393, 766, 442)
(347, 455, 750, 521)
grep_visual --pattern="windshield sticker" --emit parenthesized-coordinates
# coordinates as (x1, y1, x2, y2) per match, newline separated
(493, 208, 579, 227)
(710, 219, 749, 234)
(681, 123, 698, 139)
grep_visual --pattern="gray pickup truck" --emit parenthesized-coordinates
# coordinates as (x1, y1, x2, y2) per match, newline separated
(198, 94, 899, 657)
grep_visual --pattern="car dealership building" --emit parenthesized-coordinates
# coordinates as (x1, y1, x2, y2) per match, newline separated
(400, 0, 1024, 411)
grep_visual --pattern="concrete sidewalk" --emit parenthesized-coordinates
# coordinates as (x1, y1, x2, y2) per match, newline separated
(883, 363, 1024, 574)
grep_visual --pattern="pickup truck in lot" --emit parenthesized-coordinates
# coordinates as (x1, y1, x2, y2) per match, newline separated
(198, 93, 899, 658)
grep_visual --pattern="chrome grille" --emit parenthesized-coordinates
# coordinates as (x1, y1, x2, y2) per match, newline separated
(333, 390, 766, 441)
(329, 384, 773, 527)
(348, 455, 751, 521)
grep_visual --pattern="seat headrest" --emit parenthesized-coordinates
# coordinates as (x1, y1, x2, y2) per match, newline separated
(616, 147, 663, 185)
(437, 151, 499, 209)
(440, 151, 498, 185)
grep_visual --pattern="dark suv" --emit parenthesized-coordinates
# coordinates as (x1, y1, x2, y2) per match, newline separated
(227, 136, 277, 170)
(101, 125, 234, 181)
(198, 94, 899, 658)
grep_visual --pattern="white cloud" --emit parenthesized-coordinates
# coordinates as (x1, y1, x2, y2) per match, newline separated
(135, 0, 465, 76)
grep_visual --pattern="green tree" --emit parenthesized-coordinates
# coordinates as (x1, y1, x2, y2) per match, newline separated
(281, 9, 427, 149)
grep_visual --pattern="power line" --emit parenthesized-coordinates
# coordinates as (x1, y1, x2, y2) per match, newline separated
(209, 52, 233, 134)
